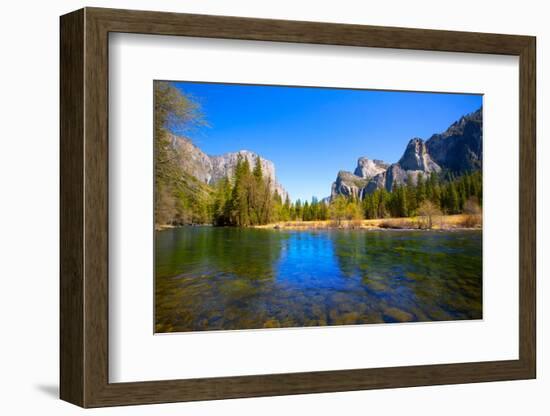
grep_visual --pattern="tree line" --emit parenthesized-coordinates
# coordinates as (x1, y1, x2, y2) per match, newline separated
(212, 155, 277, 226)
(201, 167, 482, 227)
(211, 156, 335, 227)
(361, 170, 482, 220)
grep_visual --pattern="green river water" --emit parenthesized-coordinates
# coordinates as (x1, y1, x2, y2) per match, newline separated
(155, 227, 482, 332)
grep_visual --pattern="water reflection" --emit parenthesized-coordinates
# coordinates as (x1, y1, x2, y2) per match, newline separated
(155, 227, 482, 332)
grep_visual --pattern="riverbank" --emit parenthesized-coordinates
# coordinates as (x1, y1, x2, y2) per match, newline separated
(155, 214, 482, 231)
(155, 224, 177, 231)
(252, 214, 482, 231)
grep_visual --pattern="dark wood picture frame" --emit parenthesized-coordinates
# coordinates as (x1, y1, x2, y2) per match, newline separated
(60, 7, 536, 408)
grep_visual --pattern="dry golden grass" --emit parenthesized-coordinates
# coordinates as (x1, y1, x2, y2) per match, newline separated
(253, 214, 482, 231)
(454, 214, 483, 228)
(378, 218, 421, 229)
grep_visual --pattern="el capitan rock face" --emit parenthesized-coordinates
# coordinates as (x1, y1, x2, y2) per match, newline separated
(171, 134, 213, 184)
(171, 134, 289, 201)
(210, 150, 288, 200)
(330, 107, 482, 200)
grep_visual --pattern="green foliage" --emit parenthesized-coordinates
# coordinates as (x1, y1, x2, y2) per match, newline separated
(418, 200, 442, 229)
(154, 81, 208, 226)
(329, 196, 348, 225)
(211, 155, 278, 227)
(212, 177, 232, 226)
(212, 174, 335, 226)
(362, 171, 482, 219)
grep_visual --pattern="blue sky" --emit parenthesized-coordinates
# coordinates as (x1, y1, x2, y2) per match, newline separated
(170, 81, 482, 202)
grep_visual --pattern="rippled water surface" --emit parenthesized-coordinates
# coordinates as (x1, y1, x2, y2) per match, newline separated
(155, 227, 482, 332)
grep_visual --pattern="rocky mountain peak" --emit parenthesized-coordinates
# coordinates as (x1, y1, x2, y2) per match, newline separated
(354, 157, 389, 179)
(398, 138, 440, 173)
(331, 170, 369, 200)
(329, 107, 482, 201)
(171, 135, 289, 201)
(426, 107, 482, 172)
(441, 107, 482, 139)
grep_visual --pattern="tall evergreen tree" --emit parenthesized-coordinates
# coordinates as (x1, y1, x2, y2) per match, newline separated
(251, 156, 265, 224)
(447, 182, 460, 214)
(295, 199, 303, 221)
(229, 156, 253, 226)
(416, 173, 426, 206)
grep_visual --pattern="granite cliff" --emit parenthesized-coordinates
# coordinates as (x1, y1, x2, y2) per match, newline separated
(330, 107, 482, 200)
(171, 134, 289, 201)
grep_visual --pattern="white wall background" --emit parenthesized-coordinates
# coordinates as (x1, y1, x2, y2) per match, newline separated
(0, 0, 546, 414)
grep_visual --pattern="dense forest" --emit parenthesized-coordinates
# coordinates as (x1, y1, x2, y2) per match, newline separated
(155, 82, 482, 228)
(211, 168, 482, 225)
(361, 171, 482, 220)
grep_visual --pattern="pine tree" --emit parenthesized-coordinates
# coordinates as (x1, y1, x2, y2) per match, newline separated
(310, 197, 319, 220)
(281, 195, 291, 221)
(397, 186, 408, 217)
(405, 174, 417, 215)
(270, 190, 283, 223)
(447, 182, 459, 214)
(363, 195, 374, 219)
(251, 156, 265, 224)
(304, 201, 311, 221)
(212, 177, 232, 225)
(432, 184, 442, 210)
(458, 179, 467, 211)
(229, 156, 252, 226)
(289, 203, 296, 220)
(319, 200, 329, 220)
(416, 173, 426, 207)
(295, 199, 303, 221)
(261, 178, 274, 223)
(378, 189, 389, 218)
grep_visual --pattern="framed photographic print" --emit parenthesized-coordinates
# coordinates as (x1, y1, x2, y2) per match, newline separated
(60, 7, 536, 408)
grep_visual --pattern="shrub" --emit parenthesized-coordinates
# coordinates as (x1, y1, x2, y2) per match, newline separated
(417, 200, 442, 229)
(464, 197, 482, 215)
(460, 197, 482, 228)
(458, 214, 482, 228)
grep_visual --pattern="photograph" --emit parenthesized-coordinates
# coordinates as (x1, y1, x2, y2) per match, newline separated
(154, 80, 483, 333)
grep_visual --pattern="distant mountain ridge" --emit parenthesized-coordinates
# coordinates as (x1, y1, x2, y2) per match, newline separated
(169, 107, 481, 205)
(171, 134, 289, 201)
(330, 107, 482, 200)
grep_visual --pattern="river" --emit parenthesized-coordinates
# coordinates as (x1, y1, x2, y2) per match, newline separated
(155, 227, 482, 332)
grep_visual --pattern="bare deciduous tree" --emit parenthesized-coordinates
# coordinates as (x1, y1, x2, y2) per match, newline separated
(418, 200, 442, 229)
